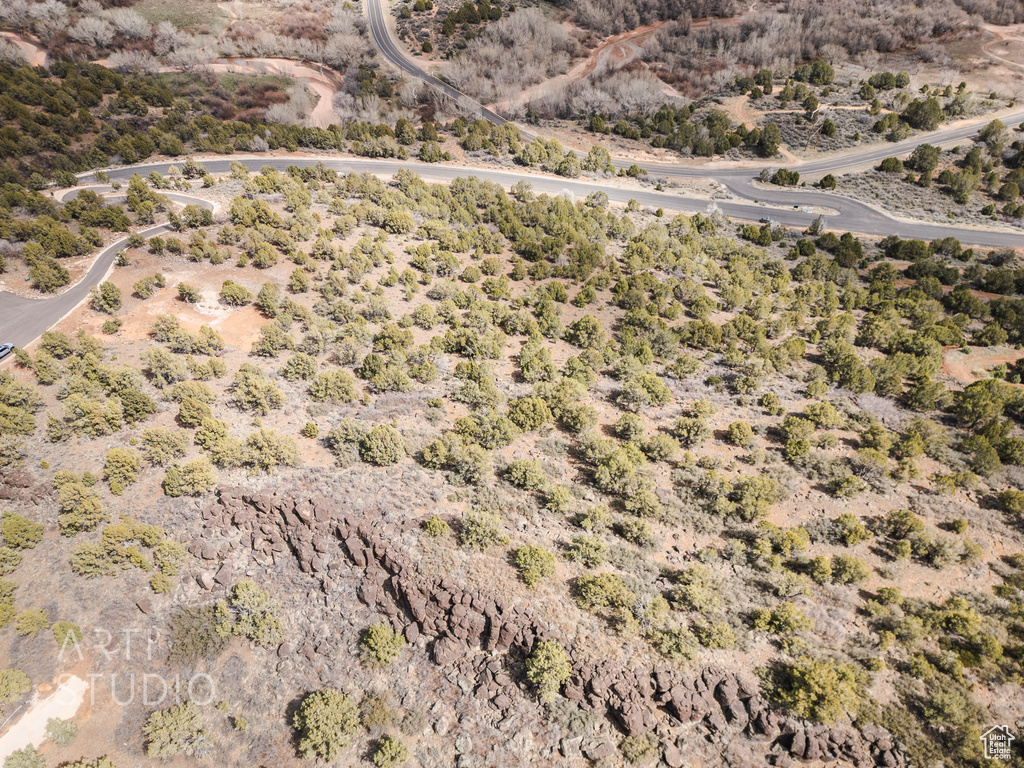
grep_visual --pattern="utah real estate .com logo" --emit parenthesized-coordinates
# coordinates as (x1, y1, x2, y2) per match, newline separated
(981, 725, 1015, 761)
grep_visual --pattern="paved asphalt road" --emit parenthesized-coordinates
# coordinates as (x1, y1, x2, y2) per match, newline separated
(1, 4, 1023, 349)
(1, 154, 1021, 350)
(0, 192, 212, 349)
(366, 0, 510, 128)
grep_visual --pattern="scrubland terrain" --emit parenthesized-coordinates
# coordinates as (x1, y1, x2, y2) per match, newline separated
(2, 0, 1024, 765)
(0, 154, 1023, 766)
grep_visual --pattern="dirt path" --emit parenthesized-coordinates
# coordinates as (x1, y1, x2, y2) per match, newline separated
(942, 345, 1024, 385)
(0, 676, 88, 760)
(211, 57, 339, 128)
(981, 22, 1024, 71)
(0, 31, 47, 67)
(93, 53, 342, 128)
(488, 6, 763, 114)
(216, 1, 241, 42)
(488, 22, 672, 114)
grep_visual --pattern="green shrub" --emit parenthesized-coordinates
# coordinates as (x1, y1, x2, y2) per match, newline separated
(103, 448, 140, 495)
(293, 690, 360, 762)
(525, 640, 572, 702)
(0, 669, 30, 702)
(753, 602, 813, 634)
(459, 510, 509, 551)
(309, 370, 357, 403)
(163, 458, 217, 497)
(725, 421, 755, 447)
(358, 425, 405, 466)
(616, 516, 656, 547)
(423, 515, 449, 536)
(0, 512, 43, 549)
(575, 573, 634, 612)
(620, 733, 659, 765)
(359, 691, 396, 735)
(647, 624, 700, 662)
(3, 747, 45, 768)
(765, 656, 863, 724)
(232, 364, 285, 414)
(360, 622, 405, 669)
(543, 484, 572, 513)
(177, 283, 201, 303)
(617, 373, 672, 410)
(565, 534, 609, 567)
(177, 397, 212, 428)
(281, 353, 318, 381)
(55, 481, 107, 535)
(809, 555, 833, 584)
(89, 282, 122, 315)
(0, 548, 21, 577)
(834, 513, 872, 546)
(507, 397, 553, 431)
(153, 540, 187, 576)
(372, 735, 410, 768)
(671, 417, 711, 447)
(515, 546, 556, 588)
(15, 608, 49, 637)
(220, 281, 252, 306)
(504, 459, 547, 490)
(668, 565, 722, 613)
(832, 555, 870, 584)
(996, 489, 1024, 515)
(730, 476, 781, 521)
(45, 717, 78, 747)
(244, 428, 300, 473)
(141, 427, 189, 466)
(694, 620, 737, 649)
(614, 414, 646, 442)
(641, 434, 679, 462)
(214, 581, 285, 646)
(143, 701, 209, 758)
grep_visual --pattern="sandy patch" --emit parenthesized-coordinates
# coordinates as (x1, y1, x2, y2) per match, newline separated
(0, 676, 88, 760)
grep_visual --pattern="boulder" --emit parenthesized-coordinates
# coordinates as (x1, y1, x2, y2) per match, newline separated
(582, 740, 615, 761)
(213, 563, 233, 587)
(433, 635, 465, 666)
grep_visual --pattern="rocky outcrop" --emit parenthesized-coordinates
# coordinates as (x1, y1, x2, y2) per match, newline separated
(198, 487, 904, 768)
(0, 468, 50, 504)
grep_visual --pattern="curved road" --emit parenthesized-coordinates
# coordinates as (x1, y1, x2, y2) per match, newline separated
(2, 11, 1024, 350)
(1, 154, 1022, 350)
(366, 0, 509, 127)
(363, 0, 1024, 211)
(0, 192, 213, 349)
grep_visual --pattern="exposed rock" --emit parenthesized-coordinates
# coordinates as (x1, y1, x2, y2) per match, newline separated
(213, 563, 233, 587)
(582, 739, 616, 760)
(664, 742, 685, 768)
(200, 487, 907, 768)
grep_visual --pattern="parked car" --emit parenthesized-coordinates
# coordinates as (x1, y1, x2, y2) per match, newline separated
(759, 217, 774, 224)
(0, 344, 13, 361)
